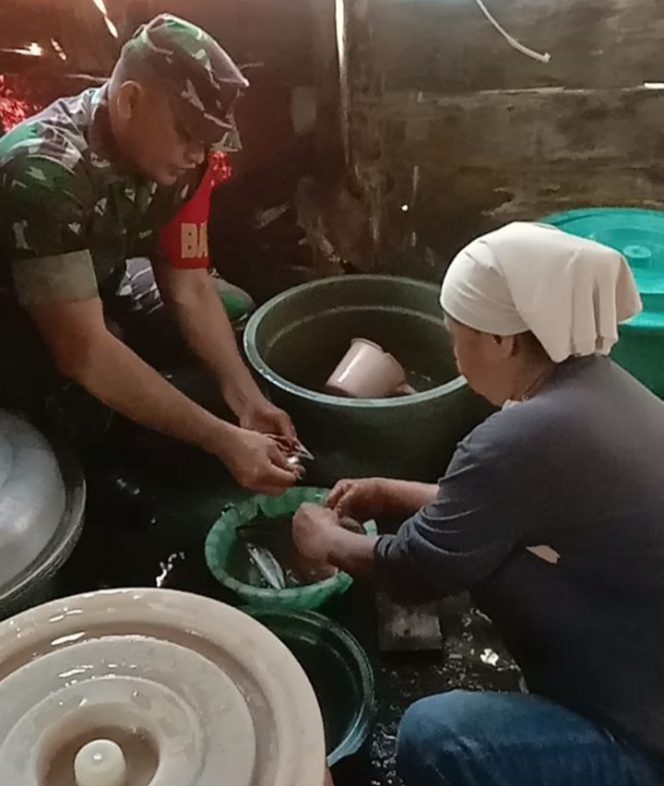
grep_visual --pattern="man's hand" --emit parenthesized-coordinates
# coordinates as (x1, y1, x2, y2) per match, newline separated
(155, 265, 299, 441)
(27, 297, 299, 495)
(215, 425, 300, 495)
(292, 504, 341, 564)
(235, 394, 297, 440)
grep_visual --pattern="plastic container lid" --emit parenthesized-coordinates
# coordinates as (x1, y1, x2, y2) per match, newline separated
(0, 589, 326, 786)
(543, 208, 664, 329)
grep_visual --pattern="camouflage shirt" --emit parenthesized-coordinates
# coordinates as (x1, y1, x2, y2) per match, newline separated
(0, 86, 204, 306)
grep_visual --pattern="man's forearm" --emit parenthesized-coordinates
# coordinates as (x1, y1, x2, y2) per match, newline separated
(166, 272, 259, 406)
(73, 329, 233, 454)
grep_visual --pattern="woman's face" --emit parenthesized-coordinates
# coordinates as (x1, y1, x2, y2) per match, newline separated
(446, 317, 517, 406)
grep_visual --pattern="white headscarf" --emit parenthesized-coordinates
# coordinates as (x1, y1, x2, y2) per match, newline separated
(440, 222, 642, 363)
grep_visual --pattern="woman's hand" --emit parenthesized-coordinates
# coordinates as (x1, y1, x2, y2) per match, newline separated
(328, 477, 439, 519)
(293, 502, 378, 577)
(326, 478, 389, 520)
(292, 504, 341, 564)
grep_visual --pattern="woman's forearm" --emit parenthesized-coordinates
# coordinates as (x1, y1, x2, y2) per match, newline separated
(380, 480, 439, 516)
(327, 529, 379, 576)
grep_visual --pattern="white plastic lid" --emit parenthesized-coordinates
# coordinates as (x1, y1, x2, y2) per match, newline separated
(0, 589, 326, 786)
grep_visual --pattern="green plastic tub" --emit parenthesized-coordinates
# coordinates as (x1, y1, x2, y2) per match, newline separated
(244, 275, 489, 485)
(248, 608, 375, 766)
(543, 208, 664, 397)
(205, 486, 377, 610)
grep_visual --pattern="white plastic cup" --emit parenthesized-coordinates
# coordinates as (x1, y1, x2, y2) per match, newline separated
(325, 339, 408, 398)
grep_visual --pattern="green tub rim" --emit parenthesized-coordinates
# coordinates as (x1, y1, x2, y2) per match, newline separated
(246, 606, 376, 766)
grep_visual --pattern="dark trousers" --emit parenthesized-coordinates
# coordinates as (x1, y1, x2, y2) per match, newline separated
(397, 690, 663, 786)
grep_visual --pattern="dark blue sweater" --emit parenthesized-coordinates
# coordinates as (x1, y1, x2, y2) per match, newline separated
(376, 356, 664, 757)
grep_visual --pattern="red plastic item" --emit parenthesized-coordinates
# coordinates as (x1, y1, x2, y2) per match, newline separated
(158, 152, 233, 269)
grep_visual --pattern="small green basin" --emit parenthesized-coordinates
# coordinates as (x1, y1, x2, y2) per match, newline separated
(205, 487, 377, 610)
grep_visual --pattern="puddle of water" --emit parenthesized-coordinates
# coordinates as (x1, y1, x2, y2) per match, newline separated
(57, 462, 230, 600)
(155, 552, 186, 588)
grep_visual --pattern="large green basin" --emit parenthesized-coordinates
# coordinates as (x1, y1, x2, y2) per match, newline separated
(244, 275, 487, 484)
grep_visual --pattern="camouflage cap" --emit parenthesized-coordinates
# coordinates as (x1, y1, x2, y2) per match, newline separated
(122, 14, 249, 152)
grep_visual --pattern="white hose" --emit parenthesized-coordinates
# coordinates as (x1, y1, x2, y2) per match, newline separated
(474, 0, 551, 64)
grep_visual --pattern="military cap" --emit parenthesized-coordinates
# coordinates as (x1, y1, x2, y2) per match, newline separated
(122, 14, 249, 151)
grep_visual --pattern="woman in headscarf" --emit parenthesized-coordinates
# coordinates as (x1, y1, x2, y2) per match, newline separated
(293, 222, 664, 786)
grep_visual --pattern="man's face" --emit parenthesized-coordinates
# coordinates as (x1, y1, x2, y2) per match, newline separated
(122, 82, 207, 185)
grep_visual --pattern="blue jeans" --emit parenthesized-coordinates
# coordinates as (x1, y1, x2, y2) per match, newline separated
(397, 691, 662, 786)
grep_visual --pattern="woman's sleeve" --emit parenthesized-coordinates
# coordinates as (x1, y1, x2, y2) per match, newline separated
(375, 416, 538, 603)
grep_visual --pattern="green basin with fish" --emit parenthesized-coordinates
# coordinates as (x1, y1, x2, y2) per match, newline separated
(244, 275, 489, 484)
(205, 487, 377, 610)
(248, 608, 375, 766)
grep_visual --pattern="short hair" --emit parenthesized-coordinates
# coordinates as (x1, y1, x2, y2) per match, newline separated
(111, 42, 157, 87)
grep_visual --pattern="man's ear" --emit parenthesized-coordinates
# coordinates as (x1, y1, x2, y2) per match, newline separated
(116, 81, 143, 122)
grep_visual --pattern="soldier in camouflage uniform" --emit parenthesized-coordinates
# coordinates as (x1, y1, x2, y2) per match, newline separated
(0, 14, 300, 495)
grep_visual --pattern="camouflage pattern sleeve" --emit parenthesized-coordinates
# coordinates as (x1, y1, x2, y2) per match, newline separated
(1, 156, 98, 305)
